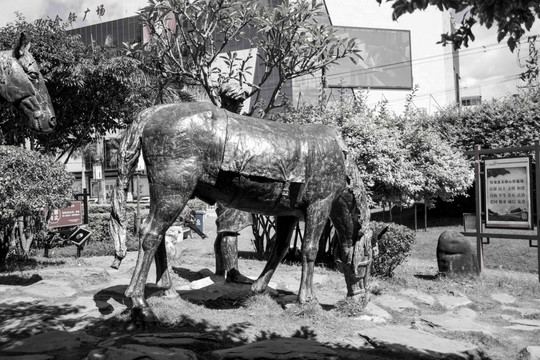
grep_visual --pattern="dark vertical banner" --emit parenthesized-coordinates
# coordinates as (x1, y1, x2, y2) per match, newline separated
(485, 157, 533, 229)
(326, 26, 413, 89)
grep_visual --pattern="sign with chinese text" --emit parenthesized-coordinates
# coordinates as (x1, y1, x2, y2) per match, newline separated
(485, 157, 532, 229)
(48, 201, 83, 228)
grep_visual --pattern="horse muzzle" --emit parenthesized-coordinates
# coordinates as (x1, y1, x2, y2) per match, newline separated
(20, 96, 56, 133)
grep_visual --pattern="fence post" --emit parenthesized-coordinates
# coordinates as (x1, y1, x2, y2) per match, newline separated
(534, 139, 540, 281)
(82, 188, 89, 225)
(474, 144, 484, 272)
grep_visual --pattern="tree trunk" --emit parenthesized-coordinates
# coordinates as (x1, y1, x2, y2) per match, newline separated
(96, 138, 107, 204)
(19, 216, 34, 259)
(0, 228, 9, 271)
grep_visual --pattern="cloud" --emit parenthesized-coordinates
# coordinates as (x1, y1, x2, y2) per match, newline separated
(459, 20, 540, 99)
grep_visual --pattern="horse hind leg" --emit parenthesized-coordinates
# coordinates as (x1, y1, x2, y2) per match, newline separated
(252, 216, 297, 293)
(298, 201, 333, 303)
(154, 236, 178, 298)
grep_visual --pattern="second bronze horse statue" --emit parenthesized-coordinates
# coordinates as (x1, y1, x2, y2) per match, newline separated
(113, 101, 374, 320)
(0, 33, 55, 133)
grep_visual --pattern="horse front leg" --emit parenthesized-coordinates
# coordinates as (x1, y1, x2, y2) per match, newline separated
(125, 214, 163, 322)
(298, 202, 332, 303)
(125, 189, 190, 323)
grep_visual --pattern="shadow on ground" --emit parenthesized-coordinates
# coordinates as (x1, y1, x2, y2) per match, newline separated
(0, 297, 451, 360)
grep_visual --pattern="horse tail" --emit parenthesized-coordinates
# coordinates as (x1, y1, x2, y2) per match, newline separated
(109, 109, 151, 269)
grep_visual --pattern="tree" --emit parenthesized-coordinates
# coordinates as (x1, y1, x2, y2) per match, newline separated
(435, 86, 540, 151)
(0, 15, 146, 156)
(377, 0, 540, 51)
(274, 89, 473, 208)
(134, 0, 359, 116)
(0, 146, 73, 269)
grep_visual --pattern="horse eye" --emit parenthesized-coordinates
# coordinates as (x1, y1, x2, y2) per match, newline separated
(28, 72, 39, 80)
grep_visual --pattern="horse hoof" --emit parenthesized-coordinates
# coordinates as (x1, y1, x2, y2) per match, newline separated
(347, 291, 370, 307)
(163, 288, 180, 299)
(250, 281, 266, 294)
(131, 307, 159, 327)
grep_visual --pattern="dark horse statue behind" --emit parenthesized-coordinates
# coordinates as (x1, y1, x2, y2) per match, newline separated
(111, 102, 374, 321)
(0, 33, 55, 133)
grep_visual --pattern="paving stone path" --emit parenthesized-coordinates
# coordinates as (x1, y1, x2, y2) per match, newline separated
(0, 251, 539, 359)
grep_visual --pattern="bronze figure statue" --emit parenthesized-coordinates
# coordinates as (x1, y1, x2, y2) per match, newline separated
(111, 100, 374, 322)
(214, 82, 254, 284)
(0, 33, 56, 133)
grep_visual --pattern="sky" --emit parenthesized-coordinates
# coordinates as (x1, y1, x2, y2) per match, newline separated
(1, 0, 539, 101)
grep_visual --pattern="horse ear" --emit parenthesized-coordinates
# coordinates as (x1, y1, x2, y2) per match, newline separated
(13, 33, 30, 59)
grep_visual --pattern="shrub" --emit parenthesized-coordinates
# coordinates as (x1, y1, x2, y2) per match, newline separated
(371, 221, 415, 277)
(0, 146, 73, 268)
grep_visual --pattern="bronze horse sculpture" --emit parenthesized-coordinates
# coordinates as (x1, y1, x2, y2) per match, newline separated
(0, 33, 56, 133)
(111, 101, 375, 321)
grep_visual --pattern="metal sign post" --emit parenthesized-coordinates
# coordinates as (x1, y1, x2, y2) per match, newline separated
(463, 141, 540, 282)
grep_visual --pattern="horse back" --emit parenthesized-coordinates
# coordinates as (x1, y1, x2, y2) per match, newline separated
(141, 102, 347, 194)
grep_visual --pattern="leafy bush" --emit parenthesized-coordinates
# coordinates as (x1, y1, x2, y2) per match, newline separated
(371, 221, 415, 277)
(0, 146, 73, 268)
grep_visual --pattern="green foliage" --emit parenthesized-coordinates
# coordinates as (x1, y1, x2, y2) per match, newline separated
(377, 0, 540, 51)
(136, 0, 358, 116)
(273, 92, 473, 206)
(371, 221, 415, 277)
(435, 87, 540, 152)
(0, 15, 146, 154)
(0, 146, 73, 228)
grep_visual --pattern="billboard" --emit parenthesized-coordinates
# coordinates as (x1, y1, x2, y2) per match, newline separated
(326, 26, 412, 89)
(484, 157, 533, 229)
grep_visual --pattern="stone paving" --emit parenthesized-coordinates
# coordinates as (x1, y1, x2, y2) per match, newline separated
(0, 248, 539, 359)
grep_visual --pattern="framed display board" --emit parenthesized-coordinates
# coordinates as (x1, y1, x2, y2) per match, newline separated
(485, 156, 533, 229)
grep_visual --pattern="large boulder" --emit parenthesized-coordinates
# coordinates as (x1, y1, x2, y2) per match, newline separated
(437, 230, 479, 276)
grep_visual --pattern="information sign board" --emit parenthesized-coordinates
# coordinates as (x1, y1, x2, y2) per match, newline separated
(485, 157, 532, 229)
(48, 201, 83, 228)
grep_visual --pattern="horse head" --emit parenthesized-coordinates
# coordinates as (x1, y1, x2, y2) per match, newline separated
(0, 33, 56, 133)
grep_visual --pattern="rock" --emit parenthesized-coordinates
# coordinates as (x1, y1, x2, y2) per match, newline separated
(364, 302, 392, 319)
(400, 289, 436, 306)
(353, 314, 387, 323)
(88, 345, 198, 360)
(189, 276, 215, 290)
(22, 280, 77, 299)
(491, 292, 516, 304)
(0, 314, 66, 337)
(436, 230, 479, 276)
(501, 305, 540, 317)
(0, 355, 54, 360)
(360, 326, 483, 359)
(372, 294, 418, 312)
(437, 291, 472, 309)
(504, 318, 540, 331)
(419, 308, 494, 335)
(213, 338, 338, 359)
(1, 330, 90, 354)
(132, 332, 219, 346)
(521, 346, 540, 360)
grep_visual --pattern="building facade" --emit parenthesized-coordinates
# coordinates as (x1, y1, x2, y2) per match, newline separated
(63, 0, 459, 201)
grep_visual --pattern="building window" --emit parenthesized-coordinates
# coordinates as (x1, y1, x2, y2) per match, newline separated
(461, 96, 482, 107)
